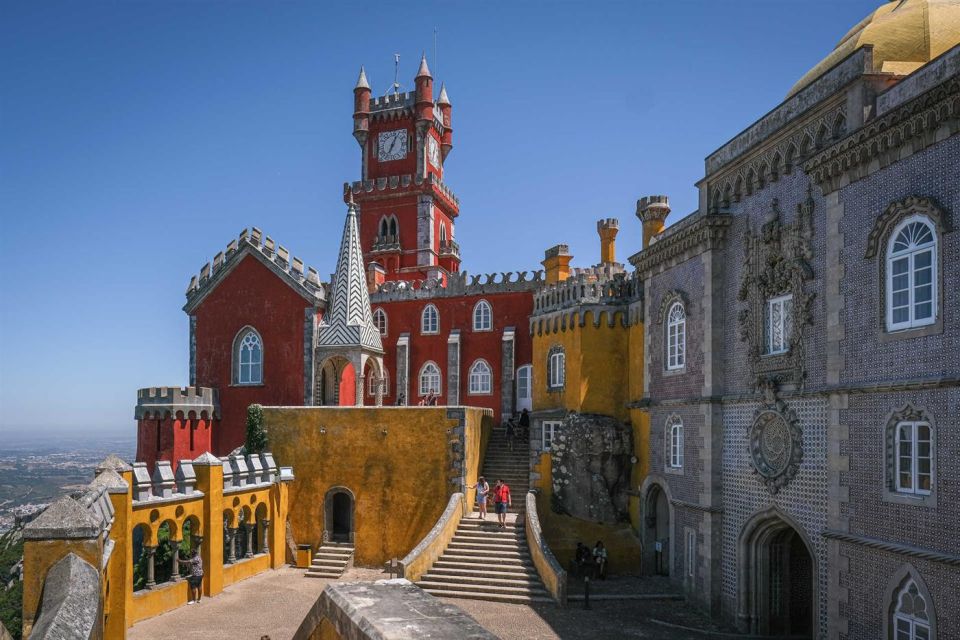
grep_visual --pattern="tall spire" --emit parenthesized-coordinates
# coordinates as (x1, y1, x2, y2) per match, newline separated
(355, 66, 370, 91)
(316, 193, 383, 353)
(437, 83, 451, 106)
(416, 54, 432, 79)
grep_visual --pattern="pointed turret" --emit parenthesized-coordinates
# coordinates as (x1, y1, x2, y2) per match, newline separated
(437, 83, 453, 160)
(355, 66, 370, 90)
(416, 54, 432, 79)
(353, 66, 372, 148)
(437, 83, 450, 106)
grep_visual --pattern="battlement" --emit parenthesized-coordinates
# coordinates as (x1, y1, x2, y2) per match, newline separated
(596, 218, 619, 231)
(348, 173, 460, 207)
(636, 195, 671, 220)
(532, 270, 639, 315)
(370, 91, 415, 112)
(130, 452, 289, 504)
(370, 269, 543, 302)
(184, 227, 326, 310)
(135, 386, 220, 420)
(543, 244, 570, 259)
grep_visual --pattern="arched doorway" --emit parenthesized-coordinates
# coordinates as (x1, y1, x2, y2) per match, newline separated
(323, 487, 355, 543)
(738, 508, 815, 637)
(643, 482, 671, 576)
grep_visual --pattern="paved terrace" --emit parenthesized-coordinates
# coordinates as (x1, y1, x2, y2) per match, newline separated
(130, 567, 737, 640)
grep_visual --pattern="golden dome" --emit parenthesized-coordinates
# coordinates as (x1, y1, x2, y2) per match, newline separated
(787, 0, 960, 98)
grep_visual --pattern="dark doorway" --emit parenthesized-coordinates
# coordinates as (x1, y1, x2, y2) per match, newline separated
(644, 484, 671, 576)
(332, 492, 351, 542)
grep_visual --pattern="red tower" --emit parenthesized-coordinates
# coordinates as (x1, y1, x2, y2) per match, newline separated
(349, 57, 460, 287)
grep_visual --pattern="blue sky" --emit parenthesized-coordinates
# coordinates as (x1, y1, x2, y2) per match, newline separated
(0, 1, 879, 435)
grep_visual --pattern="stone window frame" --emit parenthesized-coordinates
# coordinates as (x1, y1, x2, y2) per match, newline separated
(684, 526, 697, 585)
(367, 369, 389, 397)
(883, 403, 937, 508)
(420, 304, 440, 335)
(865, 196, 948, 343)
(232, 326, 264, 386)
(765, 293, 794, 355)
(665, 414, 683, 475)
(418, 361, 442, 397)
(547, 344, 565, 392)
(516, 364, 532, 408)
(885, 216, 938, 332)
(466, 359, 493, 396)
(882, 565, 938, 640)
(472, 299, 493, 332)
(666, 302, 686, 372)
(542, 420, 561, 452)
(657, 290, 689, 377)
(372, 307, 388, 336)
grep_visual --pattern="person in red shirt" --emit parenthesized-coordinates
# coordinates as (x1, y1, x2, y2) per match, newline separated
(493, 479, 511, 528)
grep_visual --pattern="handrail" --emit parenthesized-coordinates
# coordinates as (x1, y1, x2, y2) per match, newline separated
(399, 492, 464, 582)
(525, 490, 567, 606)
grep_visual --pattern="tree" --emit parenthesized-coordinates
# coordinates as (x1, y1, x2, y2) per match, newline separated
(245, 404, 268, 454)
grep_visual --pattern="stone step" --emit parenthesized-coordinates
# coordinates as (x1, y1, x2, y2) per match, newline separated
(304, 571, 343, 579)
(438, 553, 531, 566)
(314, 550, 352, 559)
(421, 588, 553, 605)
(422, 573, 542, 589)
(429, 564, 539, 578)
(454, 531, 524, 542)
(448, 541, 530, 553)
(312, 559, 347, 568)
(417, 580, 549, 597)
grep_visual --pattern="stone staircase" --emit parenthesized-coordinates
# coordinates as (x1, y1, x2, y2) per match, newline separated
(417, 427, 551, 604)
(305, 541, 354, 579)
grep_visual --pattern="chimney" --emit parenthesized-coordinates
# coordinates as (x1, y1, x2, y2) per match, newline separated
(636, 196, 671, 249)
(367, 262, 386, 294)
(541, 244, 573, 285)
(596, 218, 619, 264)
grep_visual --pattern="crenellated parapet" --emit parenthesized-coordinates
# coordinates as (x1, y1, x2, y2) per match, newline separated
(135, 386, 220, 420)
(530, 270, 641, 335)
(184, 227, 326, 313)
(221, 452, 289, 491)
(347, 172, 459, 208)
(370, 269, 544, 302)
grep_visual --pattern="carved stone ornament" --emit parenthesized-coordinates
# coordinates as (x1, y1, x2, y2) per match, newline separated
(738, 189, 816, 389)
(748, 381, 803, 494)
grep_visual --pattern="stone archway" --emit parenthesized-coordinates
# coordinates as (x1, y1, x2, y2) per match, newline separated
(640, 477, 673, 577)
(323, 486, 355, 544)
(738, 507, 816, 637)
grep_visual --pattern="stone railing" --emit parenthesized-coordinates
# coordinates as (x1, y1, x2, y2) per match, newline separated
(371, 234, 401, 253)
(371, 269, 543, 303)
(525, 490, 567, 606)
(221, 452, 283, 491)
(439, 240, 460, 258)
(399, 492, 464, 583)
(348, 173, 460, 206)
(132, 460, 202, 503)
(533, 271, 638, 315)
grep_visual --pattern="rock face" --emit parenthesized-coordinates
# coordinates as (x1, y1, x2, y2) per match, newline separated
(550, 413, 633, 524)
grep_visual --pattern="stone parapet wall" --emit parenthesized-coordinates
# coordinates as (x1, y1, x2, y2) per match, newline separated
(135, 386, 219, 420)
(371, 269, 543, 302)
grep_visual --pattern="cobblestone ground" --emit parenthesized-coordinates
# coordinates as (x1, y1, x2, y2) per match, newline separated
(129, 567, 738, 639)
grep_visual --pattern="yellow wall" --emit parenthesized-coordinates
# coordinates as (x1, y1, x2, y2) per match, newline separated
(265, 406, 491, 568)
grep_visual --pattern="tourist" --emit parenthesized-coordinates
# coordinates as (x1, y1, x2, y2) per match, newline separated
(396, 393, 405, 406)
(178, 541, 204, 603)
(505, 419, 516, 451)
(471, 476, 490, 520)
(518, 408, 530, 440)
(493, 479, 511, 528)
(575, 541, 590, 578)
(593, 540, 608, 579)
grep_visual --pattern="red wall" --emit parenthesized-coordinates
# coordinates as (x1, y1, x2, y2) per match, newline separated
(193, 255, 311, 454)
(136, 415, 214, 474)
(372, 290, 533, 421)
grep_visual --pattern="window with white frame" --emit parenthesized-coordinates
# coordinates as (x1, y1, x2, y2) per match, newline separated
(887, 216, 937, 331)
(419, 362, 441, 396)
(668, 415, 683, 469)
(892, 579, 932, 640)
(895, 421, 932, 496)
(685, 530, 696, 578)
(235, 328, 263, 385)
(468, 360, 492, 395)
(373, 308, 387, 336)
(367, 370, 389, 396)
(421, 304, 439, 334)
(542, 421, 560, 452)
(766, 294, 793, 354)
(548, 347, 565, 390)
(516, 365, 532, 411)
(666, 302, 686, 370)
(473, 300, 492, 331)
(439, 223, 447, 245)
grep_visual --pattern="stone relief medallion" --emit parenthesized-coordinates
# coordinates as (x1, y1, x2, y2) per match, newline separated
(748, 394, 803, 494)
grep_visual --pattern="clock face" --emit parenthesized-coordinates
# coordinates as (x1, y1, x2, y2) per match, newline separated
(377, 129, 408, 162)
(427, 135, 440, 167)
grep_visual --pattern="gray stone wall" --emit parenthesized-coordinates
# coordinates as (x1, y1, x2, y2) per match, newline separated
(648, 405, 704, 506)
(647, 257, 705, 401)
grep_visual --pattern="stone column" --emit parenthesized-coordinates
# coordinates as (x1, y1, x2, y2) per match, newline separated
(145, 545, 157, 589)
(375, 377, 384, 407)
(447, 330, 460, 406)
(260, 520, 270, 554)
(170, 542, 182, 581)
(396, 334, 410, 404)
(227, 528, 237, 563)
(500, 328, 516, 419)
(244, 523, 255, 558)
(355, 370, 365, 407)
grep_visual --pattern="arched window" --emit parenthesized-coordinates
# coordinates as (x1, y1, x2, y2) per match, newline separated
(368, 370, 389, 396)
(389, 216, 397, 238)
(439, 223, 447, 245)
(668, 415, 683, 469)
(421, 304, 439, 334)
(419, 362, 441, 396)
(468, 360, 492, 395)
(379, 217, 389, 238)
(895, 420, 932, 496)
(234, 328, 263, 385)
(473, 300, 492, 331)
(547, 346, 565, 390)
(373, 308, 388, 336)
(887, 216, 937, 331)
(666, 302, 686, 370)
(892, 579, 933, 640)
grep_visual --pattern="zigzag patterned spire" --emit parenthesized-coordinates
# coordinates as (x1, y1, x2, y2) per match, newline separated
(317, 194, 383, 352)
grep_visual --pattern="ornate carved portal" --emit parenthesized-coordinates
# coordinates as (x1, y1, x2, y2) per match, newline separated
(738, 190, 815, 390)
(749, 382, 803, 494)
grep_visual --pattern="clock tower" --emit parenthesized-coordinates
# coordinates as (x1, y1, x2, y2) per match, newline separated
(347, 56, 460, 289)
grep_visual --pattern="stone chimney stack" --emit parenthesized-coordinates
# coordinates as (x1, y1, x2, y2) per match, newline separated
(353, 66, 371, 148)
(596, 218, 619, 264)
(636, 196, 671, 249)
(541, 244, 573, 285)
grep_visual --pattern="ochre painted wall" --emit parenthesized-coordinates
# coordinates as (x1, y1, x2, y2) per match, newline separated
(265, 406, 491, 567)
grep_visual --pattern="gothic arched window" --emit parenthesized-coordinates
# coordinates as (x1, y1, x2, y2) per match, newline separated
(668, 415, 683, 469)
(887, 216, 937, 331)
(233, 327, 263, 385)
(666, 302, 686, 370)
(421, 304, 439, 334)
(473, 300, 492, 332)
(892, 579, 933, 640)
(468, 360, 492, 395)
(419, 362, 441, 396)
(373, 308, 387, 336)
